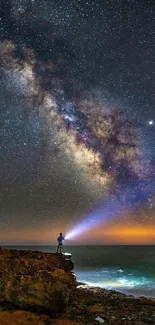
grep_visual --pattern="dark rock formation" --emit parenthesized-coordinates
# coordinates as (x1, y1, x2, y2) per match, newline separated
(0, 248, 76, 313)
(1, 285, 155, 324)
(1, 248, 155, 324)
(66, 285, 155, 324)
(0, 310, 83, 325)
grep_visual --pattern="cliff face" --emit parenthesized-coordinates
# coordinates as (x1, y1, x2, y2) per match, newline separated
(1, 248, 155, 325)
(0, 248, 76, 313)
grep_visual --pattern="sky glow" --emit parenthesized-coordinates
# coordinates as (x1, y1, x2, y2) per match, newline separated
(66, 178, 154, 240)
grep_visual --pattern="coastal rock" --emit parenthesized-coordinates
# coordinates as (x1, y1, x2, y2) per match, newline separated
(0, 310, 83, 325)
(1, 286, 155, 325)
(1, 249, 155, 324)
(0, 310, 50, 325)
(0, 248, 76, 312)
(66, 286, 155, 324)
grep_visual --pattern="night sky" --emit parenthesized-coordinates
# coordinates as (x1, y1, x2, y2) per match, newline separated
(0, 0, 155, 245)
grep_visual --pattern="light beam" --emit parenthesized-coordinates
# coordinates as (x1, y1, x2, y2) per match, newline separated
(66, 177, 154, 240)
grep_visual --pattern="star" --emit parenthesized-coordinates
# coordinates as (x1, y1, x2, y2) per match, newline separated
(149, 120, 154, 125)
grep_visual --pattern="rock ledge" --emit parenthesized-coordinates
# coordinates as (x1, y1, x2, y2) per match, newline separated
(0, 248, 76, 312)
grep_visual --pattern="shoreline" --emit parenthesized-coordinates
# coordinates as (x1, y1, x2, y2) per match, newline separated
(0, 246, 155, 324)
(77, 280, 155, 300)
(77, 281, 155, 300)
(1, 284, 155, 324)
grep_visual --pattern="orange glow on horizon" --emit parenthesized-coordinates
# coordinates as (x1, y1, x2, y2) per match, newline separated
(93, 226, 155, 244)
(105, 227, 155, 237)
(0, 225, 155, 245)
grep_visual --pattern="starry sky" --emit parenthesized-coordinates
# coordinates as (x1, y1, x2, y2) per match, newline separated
(0, 0, 155, 245)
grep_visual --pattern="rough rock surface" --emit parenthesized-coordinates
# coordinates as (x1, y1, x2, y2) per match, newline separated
(66, 285, 155, 324)
(0, 248, 76, 313)
(1, 286, 155, 324)
(0, 248, 155, 324)
(0, 310, 82, 325)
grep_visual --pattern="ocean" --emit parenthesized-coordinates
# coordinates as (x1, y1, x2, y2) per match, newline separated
(4, 245, 155, 298)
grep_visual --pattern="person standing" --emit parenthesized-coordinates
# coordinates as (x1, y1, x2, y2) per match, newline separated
(57, 232, 65, 253)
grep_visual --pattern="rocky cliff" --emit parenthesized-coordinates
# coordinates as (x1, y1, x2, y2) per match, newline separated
(0, 248, 155, 325)
(0, 248, 76, 313)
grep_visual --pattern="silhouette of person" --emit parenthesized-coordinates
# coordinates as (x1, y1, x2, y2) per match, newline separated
(57, 232, 65, 253)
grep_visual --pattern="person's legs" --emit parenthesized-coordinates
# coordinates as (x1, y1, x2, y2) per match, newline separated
(57, 243, 60, 253)
(60, 244, 62, 254)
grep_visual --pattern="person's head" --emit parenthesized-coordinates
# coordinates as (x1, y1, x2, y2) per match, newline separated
(60, 232, 62, 236)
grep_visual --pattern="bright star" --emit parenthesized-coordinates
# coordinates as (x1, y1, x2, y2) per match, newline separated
(149, 120, 153, 125)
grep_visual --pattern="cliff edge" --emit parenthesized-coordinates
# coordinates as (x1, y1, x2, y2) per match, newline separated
(0, 248, 155, 324)
(0, 248, 76, 313)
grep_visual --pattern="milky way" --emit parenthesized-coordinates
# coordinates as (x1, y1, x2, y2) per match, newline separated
(0, 0, 148, 192)
(0, 0, 154, 240)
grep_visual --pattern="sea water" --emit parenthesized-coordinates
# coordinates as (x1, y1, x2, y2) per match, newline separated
(4, 245, 155, 298)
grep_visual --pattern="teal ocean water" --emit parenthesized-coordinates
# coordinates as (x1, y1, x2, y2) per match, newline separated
(4, 245, 155, 298)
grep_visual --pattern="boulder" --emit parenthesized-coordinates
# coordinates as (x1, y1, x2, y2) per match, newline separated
(0, 248, 76, 313)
